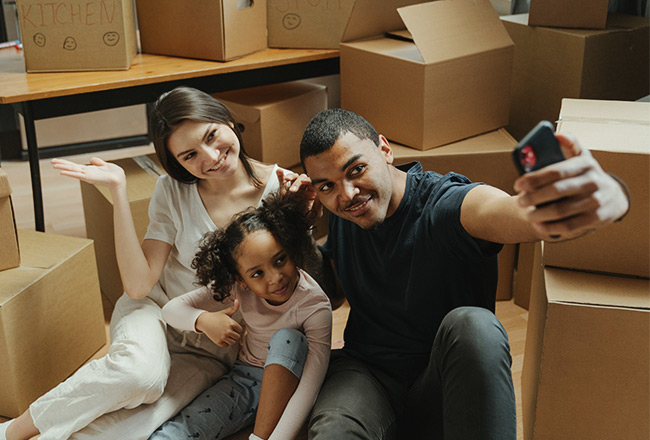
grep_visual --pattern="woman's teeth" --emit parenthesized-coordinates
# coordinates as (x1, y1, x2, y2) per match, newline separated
(209, 152, 227, 171)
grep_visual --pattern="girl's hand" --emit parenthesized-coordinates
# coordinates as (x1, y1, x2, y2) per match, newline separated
(195, 300, 243, 347)
(276, 169, 323, 224)
(51, 157, 126, 191)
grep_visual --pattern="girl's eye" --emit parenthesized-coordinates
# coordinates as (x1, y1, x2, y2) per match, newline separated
(207, 129, 217, 143)
(275, 255, 287, 265)
(250, 270, 263, 279)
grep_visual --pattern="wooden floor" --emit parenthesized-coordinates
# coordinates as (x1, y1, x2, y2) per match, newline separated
(1, 146, 528, 439)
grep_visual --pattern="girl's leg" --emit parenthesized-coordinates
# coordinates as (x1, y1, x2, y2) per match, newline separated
(27, 294, 171, 440)
(254, 328, 309, 439)
(149, 361, 263, 440)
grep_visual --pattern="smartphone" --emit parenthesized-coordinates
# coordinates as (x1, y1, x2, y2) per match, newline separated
(512, 121, 565, 175)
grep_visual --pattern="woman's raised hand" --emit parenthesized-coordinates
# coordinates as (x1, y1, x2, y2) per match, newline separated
(51, 157, 126, 190)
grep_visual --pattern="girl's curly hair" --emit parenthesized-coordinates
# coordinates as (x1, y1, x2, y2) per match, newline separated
(191, 192, 313, 302)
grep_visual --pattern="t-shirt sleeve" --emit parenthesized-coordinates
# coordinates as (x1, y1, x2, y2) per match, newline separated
(161, 286, 217, 333)
(144, 176, 177, 245)
(434, 173, 502, 258)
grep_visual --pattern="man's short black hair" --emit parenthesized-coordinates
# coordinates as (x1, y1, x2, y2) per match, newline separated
(300, 108, 379, 168)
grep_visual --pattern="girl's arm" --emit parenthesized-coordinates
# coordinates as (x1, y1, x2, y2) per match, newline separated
(162, 287, 243, 347)
(268, 304, 332, 440)
(52, 157, 171, 298)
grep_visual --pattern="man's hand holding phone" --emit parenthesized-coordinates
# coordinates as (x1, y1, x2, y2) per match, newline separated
(513, 121, 630, 241)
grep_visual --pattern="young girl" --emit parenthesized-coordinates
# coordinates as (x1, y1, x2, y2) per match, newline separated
(149, 192, 332, 440)
(1, 87, 303, 440)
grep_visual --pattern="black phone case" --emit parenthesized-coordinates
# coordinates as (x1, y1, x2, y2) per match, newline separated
(512, 121, 565, 175)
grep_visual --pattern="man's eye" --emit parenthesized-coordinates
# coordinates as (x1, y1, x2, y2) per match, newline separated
(319, 183, 332, 192)
(350, 164, 365, 175)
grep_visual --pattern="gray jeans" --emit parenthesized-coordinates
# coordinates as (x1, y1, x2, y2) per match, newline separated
(308, 307, 516, 440)
(149, 328, 309, 440)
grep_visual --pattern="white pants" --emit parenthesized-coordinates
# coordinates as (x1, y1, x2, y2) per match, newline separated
(29, 290, 238, 440)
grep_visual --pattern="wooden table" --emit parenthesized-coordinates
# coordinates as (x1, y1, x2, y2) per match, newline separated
(0, 48, 339, 231)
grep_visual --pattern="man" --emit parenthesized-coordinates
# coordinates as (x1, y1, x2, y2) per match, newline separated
(292, 108, 629, 439)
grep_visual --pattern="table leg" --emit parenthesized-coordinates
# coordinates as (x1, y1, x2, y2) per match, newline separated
(22, 102, 45, 232)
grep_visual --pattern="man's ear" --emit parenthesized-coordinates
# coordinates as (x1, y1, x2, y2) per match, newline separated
(378, 134, 394, 165)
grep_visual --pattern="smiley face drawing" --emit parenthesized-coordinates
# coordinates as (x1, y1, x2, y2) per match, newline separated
(103, 32, 120, 47)
(33, 33, 46, 47)
(282, 13, 301, 30)
(63, 36, 77, 51)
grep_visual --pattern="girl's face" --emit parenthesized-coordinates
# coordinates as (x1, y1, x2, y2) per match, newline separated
(235, 230, 300, 306)
(167, 120, 241, 181)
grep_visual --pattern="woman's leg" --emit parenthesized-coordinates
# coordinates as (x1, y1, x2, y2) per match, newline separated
(253, 328, 309, 438)
(26, 294, 171, 440)
(149, 361, 262, 440)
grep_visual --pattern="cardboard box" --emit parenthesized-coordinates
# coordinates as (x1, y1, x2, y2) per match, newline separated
(214, 81, 328, 168)
(340, 0, 513, 150)
(392, 128, 520, 300)
(16, 0, 137, 72)
(81, 154, 165, 304)
(0, 230, 106, 418)
(501, 13, 650, 140)
(529, 0, 609, 29)
(0, 168, 19, 271)
(136, 0, 267, 62)
(18, 105, 147, 150)
(267, 0, 355, 49)
(543, 99, 650, 278)
(512, 241, 540, 310)
(523, 265, 650, 440)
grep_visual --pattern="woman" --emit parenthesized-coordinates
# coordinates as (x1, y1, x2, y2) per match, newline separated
(1, 87, 297, 440)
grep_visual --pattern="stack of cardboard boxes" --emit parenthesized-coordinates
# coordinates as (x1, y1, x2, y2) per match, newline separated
(522, 98, 650, 440)
(0, 169, 106, 418)
(501, 2, 649, 140)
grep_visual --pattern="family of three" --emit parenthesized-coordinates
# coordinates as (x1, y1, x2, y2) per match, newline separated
(1, 86, 629, 440)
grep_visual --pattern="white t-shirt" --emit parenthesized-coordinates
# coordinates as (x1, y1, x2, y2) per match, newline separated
(144, 165, 281, 304)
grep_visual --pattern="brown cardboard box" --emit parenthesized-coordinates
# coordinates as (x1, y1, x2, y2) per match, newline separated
(214, 81, 328, 168)
(523, 264, 650, 440)
(340, 0, 513, 150)
(512, 241, 540, 310)
(267, 0, 355, 49)
(528, 0, 609, 29)
(18, 105, 147, 150)
(0, 230, 106, 418)
(501, 13, 650, 141)
(392, 128, 520, 300)
(0, 168, 19, 271)
(136, 0, 267, 62)
(16, 0, 137, 72)
(543, 99, 650, 278)
(81, 154, 165, 304)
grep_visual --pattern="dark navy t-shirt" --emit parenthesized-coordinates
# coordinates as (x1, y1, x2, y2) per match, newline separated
(321, 162, 502, 379)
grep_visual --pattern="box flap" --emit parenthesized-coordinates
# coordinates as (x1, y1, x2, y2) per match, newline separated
(558, 99, 650, 154)
(0, 168, 12, 198)
(341, 0, 421, 43)
(398, 0, 513, 64)
(545, 267, 650, 310)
